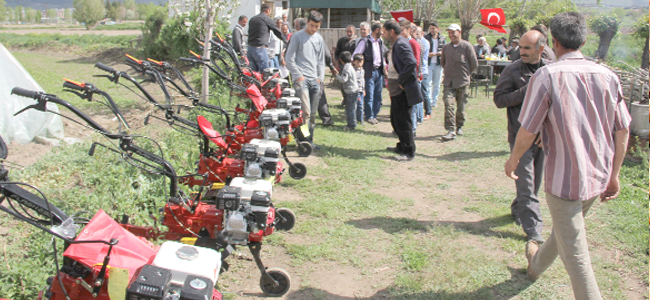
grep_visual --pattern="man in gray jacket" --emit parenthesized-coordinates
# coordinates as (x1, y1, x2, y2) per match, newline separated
(285, 10, 326, 148)
(493, 30, 549, 244)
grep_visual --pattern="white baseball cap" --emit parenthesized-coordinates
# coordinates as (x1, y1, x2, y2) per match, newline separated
(447, 24, 461, 31)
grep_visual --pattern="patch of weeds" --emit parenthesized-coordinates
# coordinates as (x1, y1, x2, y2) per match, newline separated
(463, 205, 481, 213)
(436, 183, 451, 190)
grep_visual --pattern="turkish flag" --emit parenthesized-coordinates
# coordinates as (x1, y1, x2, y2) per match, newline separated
(390, 10, 414, 23)
(479, 8, 507, 33)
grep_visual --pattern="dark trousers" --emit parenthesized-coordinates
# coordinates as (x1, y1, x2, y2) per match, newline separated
(510, 142, 545, 238)
(389, 92, 415, 157)
(318, 81, 333, 125)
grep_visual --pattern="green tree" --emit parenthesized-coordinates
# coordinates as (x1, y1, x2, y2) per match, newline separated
(46, 8, 58, 23)
(124, 0, 136, 19)
(73, 0, 106, 29)
(381, 0, 451, 24)
(0, 0, 7, 23)
(25, 7, 35, 23)
(588, 13, 621, 61)
(15, 5, 23, 23)
(64, 8, 72, 23)
(632, 15, 649, 69)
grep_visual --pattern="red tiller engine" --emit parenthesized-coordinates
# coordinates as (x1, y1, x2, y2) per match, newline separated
(43, 210, 223, 300)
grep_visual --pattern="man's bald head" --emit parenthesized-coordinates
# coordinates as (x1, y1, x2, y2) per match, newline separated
(519, 30, 545, 64)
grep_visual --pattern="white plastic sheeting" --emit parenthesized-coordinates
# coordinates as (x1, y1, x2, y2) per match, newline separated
(0, 43, 64, 145)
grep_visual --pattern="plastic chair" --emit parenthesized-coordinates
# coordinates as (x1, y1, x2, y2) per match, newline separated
(470, 65, 493, 98)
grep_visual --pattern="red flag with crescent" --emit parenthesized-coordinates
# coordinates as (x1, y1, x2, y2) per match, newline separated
(479, 8, 507, 33)
(390, 10, 414, 23)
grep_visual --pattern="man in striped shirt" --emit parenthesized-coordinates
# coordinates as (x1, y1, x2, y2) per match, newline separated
(505, 12, 630, 300)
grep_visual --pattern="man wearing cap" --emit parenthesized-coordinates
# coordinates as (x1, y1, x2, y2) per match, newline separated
(508, 38, 521, 61)
(424, 21, 446, 115)
(439, 23, 478, 141)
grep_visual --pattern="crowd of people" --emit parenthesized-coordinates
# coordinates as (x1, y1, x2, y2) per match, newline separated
(231, 10, 631, 300)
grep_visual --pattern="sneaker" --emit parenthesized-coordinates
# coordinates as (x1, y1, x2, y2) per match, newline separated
(423, 115, 431, 120)
(370, 118, 379, 125)
(441, 130, 456, 141)
(394, 154, 414, 162)
(343, 126, 354, 131)
(525, 240, 540, 281)
(456, 127, 464, 135)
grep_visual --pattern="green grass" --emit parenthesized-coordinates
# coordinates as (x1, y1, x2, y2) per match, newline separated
(93, 23, 144, 30)
(0, 32, 137, 53)
(0, 49, 647, 300)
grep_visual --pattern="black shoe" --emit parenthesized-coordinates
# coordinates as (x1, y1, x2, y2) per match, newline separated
(386, 146, 400, 154)
(394, 155, 414, 162)
(527, 234, 545, 244)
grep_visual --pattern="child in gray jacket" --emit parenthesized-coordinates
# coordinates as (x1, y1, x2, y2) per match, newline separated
(335, 51, 359, 130)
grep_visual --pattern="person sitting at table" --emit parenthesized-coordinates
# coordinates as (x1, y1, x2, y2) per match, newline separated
(474, 36, 491, 59)
(492, 38, 507, 58)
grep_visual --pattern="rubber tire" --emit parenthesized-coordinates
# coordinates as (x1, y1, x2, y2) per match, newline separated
(260, 267, 291, 297)
(275, 208, 296, 231)
(296, 142, 312, 157)
(288, 163, 307, 179)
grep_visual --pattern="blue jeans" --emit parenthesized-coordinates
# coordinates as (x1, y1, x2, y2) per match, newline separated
(344, 92, 357, 129)
(269, 56, 279, 68)
(364, 69, 383, 120)
(356, 92, 364, 122)
(421, 72, 432, 115)
(247, 46, 269, 72)
(428, 62, 443, 108)
(294, 78, 321, 143)
(410, 102, 423, 131)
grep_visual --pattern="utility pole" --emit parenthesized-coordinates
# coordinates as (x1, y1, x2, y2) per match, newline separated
(201, 0, 215, 103)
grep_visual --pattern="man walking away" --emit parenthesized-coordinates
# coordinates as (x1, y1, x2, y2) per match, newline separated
(424, 22, 445, 114)
(505, 12, 630, 300)
(530, 24, 557, 61)
(353, 22, 386, 125)
(285, 10, 326, 149)
(439, 24, 478, 141)
(494, 30, 549, 243)
(247, 4, 286, 72)
(232, 15, 248, 58)
(383, 20, 422, 162)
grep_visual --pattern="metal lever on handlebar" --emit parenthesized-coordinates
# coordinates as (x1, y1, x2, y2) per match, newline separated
(11, 88, 49, 116)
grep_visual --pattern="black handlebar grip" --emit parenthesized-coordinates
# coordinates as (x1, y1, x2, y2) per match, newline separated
(95, 62, 115, 73)
(63, 81, 85, 91)
(179, 57, 195, 63)
(11, 87, 39, 99)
